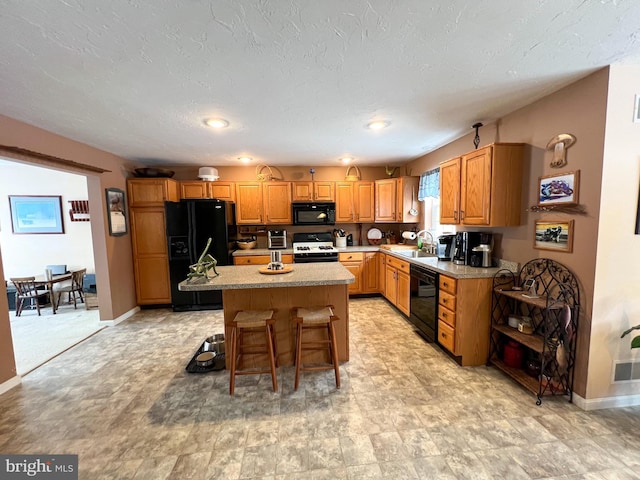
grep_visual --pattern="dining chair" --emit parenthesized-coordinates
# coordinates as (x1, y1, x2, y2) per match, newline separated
(55, 268, 86, 309)
(10, 277, 51, 316)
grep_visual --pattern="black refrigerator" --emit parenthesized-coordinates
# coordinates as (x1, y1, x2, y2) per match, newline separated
(165, 199, 236, 311)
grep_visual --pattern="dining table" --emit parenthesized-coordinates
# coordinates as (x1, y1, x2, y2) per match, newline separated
(33, 272, 72, 314)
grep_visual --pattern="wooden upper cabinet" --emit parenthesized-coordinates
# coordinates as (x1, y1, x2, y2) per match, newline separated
(180, 181, 235, 201)
(374, 177, 419, 223)
(375, 178, 397, 222)
(180, 181, 208, 199)
(128, 178, 179, 207)
(440, 157, 461, 224)
(292, 181, 335, 202)
(263, 181, 292, 224)
(440, 143, 524, 227)
(354, 181, 374, 222)
(335, 182, 355, 223)
(235, 182, 263, 224)
(209, 182, 235, 202)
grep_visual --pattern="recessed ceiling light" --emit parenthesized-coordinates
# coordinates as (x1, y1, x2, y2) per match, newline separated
(204, 118, 229, 128)
(340, 156, 353, 164)
(367, 120, 389, 130)
(238, 156, 253, 163)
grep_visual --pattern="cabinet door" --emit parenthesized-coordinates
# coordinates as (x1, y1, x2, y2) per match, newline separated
(362, 252, 379, 293)
(263, 182, 292, 224)
(335, 182, 355, 223)
(396, 270, 411, 316)
(375, 179, 397, 222)
(439, 157, 461, 224)
(341, 262, 362, 294)
(209, 182, 235, 202)
(460, 147, 492, 225)
(235, 183, 263, 224)
(379, 253, 386, 296)
(314, 182, 335, 201)
(128, 179, 178, 206)
(292, 182, 313, 202)
(134, 256, 172, 304)
(384, 264, 397, 303)
(180, 181, 208, 199)
(130, 207, 171, 304)
(354, 181, 375, 222)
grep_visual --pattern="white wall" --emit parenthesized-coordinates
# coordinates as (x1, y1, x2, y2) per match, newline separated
(590, 65, 640, 401)
(0, 160, 95, 278)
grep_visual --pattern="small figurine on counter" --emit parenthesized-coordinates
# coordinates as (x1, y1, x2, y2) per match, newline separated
(187, 237, 218, 280)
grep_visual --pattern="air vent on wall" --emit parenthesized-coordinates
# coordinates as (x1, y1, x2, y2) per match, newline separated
(68, 200, 90, 222)
(613, 360, 640, 382)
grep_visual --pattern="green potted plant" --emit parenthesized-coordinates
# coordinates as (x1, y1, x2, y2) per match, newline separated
(621, 325, 640, 349)
(187, 237, 218, 281)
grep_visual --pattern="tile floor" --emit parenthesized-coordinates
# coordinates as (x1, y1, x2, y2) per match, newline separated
(1, 297, 639, 479)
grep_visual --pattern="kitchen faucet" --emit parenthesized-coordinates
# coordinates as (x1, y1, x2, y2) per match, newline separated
(416, 230, 434, 253)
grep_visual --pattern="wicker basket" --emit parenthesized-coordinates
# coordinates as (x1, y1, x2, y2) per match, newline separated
(345, 165, 361, 181)
(256, 164, 274, 181)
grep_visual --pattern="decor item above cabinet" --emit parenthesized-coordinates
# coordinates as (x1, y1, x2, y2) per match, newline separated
(440, 143, 524, 227)
(374, 176, 420, 223)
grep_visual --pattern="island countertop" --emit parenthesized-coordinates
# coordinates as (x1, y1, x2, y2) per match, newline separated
(178, 262, 355, 291)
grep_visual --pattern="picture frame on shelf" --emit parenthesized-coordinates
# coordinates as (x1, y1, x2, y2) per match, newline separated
(534, 219, 574, 253)
(105, 188, 127, 236)
(538, 170, 580, 206)
(8, 195, 64, 234)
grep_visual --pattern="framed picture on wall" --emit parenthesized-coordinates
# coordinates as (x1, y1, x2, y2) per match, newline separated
(534, 219, 574, 253)
(538, 170, 580, 206)
(105, 188, 127, 236)
(8, 195, 64, 234)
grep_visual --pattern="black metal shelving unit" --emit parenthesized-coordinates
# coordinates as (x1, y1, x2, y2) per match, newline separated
(489, 258, 580, 405)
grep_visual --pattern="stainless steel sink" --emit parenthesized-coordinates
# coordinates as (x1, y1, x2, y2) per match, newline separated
(397, 250, 436, 258)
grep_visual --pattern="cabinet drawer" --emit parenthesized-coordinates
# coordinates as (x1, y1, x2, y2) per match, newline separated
(439, 290, 457, 311)
(439, 275, 457, 295)
(438, 320, 455, 353)
(234, 256, 270, 265)
(339, 252, 363, 262)
(438, 304, 456, 328)
(386, 255, 410, 274)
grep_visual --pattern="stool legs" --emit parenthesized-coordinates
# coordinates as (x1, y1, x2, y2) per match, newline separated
(229, 315, 278, 396)
(293, 307, 341, 391)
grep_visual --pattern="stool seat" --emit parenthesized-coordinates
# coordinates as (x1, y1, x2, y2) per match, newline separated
(229, 309, 278, 395)
(292, 305, 340, 391)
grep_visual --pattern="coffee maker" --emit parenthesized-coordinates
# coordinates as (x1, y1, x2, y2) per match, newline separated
(453, 232, 484, 265)
(436, 234, 456, 261)
(469, 233, 494, 267)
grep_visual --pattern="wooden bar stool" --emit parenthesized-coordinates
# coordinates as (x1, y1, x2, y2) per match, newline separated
(229, 309, 278, 395)
(292, 306, 340, 390)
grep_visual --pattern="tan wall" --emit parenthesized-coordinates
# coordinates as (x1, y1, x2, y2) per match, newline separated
(407, 68, 610, 398)
(0, 114, 138, 386)
(589, 65, 640, 400)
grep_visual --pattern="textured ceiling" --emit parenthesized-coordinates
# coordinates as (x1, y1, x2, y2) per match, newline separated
(1, 1, 639, 167)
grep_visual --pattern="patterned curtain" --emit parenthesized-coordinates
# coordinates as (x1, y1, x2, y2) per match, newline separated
(418, 167, 440, 201)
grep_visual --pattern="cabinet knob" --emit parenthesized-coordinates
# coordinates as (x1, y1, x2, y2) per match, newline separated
(442, 298, 447, 304)
(442, 312, 447, 317)
(443, 282, 448, 287)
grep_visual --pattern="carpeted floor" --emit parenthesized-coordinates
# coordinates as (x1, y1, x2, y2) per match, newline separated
(9, 302, 106, 375)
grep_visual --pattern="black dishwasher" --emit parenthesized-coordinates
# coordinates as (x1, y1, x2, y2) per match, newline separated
(409, 264, 439, 342)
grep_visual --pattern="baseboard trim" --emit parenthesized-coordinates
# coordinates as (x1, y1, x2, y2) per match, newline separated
(0, 375, 21, 396)
(99, 305, 140, 326)
(572, 392, 640, 410)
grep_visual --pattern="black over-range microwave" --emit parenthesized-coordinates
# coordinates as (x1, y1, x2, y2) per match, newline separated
(292, 202, 336, 226)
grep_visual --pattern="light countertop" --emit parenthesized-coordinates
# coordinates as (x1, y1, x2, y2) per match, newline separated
(179, 262, 355, 291)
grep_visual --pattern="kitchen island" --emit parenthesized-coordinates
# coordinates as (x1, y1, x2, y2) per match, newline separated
(179, 262, 355, 367)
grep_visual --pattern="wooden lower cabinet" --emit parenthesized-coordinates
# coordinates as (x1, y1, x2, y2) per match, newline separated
(437, 274, 492, 366)
(234, 254, 293, 265)
(383, 254, 410, 316)
(362, 252, 379, 293)
(129, 207, 172, 304)
(339, 252, 363, 295)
